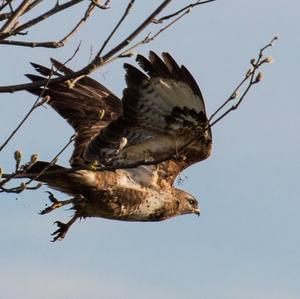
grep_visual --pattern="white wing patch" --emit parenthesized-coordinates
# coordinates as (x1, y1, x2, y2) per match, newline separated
(118, 165, 159, 189)
(151, 78, 204, 112)
(138, 78, 204, 118)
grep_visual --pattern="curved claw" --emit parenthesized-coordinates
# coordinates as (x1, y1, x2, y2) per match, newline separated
(50, 215, 79, 242)
(51, 221, 68, 242)
(46, 191, 58, 203)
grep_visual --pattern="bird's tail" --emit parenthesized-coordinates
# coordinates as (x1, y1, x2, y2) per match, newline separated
(5, 161, 78, 194)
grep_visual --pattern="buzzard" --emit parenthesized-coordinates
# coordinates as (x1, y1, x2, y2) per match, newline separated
(21, 51, 212, 241)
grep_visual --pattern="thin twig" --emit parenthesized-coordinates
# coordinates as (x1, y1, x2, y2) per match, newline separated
(0, 43, 81, 152)
(0, 67, 54, 152)
(99, 0, 172, 65)
(91, 0, 111, 9)
(0, 0, 33, 34)
(26, 134, 77, 185)
(0, 0, 84, 40)
(97, 0, 135, 57)
(106, 7, 191, 63)
(153, 0, 217, 23)
(209, 36, 277, 126)
(0, 2, 97, 48)
(58, 2, 97, 47)
(0, 0, 13, 13)
(0, 0, 43, 21)
(0, 134, 76, 193)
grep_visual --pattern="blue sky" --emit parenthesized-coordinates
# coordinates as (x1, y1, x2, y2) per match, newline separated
(0, 1, 299, 298)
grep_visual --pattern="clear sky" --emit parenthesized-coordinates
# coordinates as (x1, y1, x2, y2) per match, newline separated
(0, 1, 299, 298)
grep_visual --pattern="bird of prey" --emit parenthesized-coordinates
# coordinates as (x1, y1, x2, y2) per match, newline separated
(21, 51, 212, 241)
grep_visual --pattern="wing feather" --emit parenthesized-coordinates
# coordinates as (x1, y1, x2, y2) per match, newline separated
(84, 52, 212, 184)
(26, 60, 122, 167)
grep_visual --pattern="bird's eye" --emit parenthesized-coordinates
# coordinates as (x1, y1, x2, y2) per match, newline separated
(189, 199, 195, 205)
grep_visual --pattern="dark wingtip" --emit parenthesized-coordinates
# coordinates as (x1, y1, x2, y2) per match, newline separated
(148, 50, 157, 59)
(136, 54, 153, 76)
(30, 62, 52, 76)
(25, 73, 44, 82)
(50, 58, 73, 75)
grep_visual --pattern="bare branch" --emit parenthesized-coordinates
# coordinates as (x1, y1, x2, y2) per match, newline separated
(0, 0, 84, 40)
(0, 1, 98, 48)
(0, 39, 64, 48)
(0, 0, 33, 34)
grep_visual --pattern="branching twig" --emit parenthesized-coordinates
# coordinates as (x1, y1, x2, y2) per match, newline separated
(209, 36, 277, 126)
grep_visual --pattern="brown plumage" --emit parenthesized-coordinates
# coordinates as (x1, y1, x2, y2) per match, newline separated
(21, 52, 212, 241)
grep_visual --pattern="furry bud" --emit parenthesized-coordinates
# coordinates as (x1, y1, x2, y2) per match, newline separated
(231, 90, 240, 99)
(14, 150, 22, 162)
(264, 56, 274, 64)
(254, 72, 263, 83)
(30, 154, 39, 164)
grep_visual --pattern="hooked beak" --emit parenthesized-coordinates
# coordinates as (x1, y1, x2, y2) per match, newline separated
(193, 208, 200, 217)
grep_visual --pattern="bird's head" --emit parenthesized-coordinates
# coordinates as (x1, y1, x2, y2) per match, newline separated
(172, 188, 200, 217)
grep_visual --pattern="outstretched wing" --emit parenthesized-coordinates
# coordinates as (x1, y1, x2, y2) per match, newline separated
(83, 52, 212, 184)
(26, 60, 122, 167)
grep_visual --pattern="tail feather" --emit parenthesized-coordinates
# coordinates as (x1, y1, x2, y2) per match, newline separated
(26, 161, 66, 176)
(11, 161, 78, 195)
